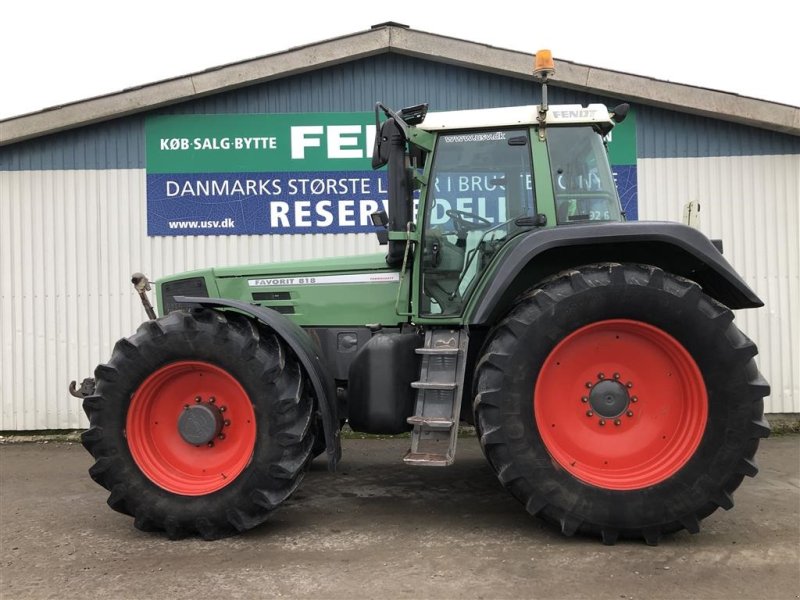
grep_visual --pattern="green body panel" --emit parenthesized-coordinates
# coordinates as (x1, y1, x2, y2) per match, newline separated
(157, 253, 410, 327)
(461, 232, 530, 319)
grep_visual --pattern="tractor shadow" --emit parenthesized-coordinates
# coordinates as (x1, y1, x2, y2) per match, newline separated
(261, 435, 696, 547)
(273, 435, 563, 540)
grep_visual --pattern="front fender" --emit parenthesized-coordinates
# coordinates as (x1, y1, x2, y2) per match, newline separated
(175, 296, 341, 470)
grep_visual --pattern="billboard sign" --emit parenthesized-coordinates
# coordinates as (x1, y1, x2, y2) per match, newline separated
(145, 110, 637, 236)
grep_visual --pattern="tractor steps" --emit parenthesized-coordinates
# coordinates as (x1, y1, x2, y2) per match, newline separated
(404, 329, 468, 467)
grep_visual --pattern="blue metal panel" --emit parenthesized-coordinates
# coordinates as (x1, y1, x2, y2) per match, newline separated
(636, 105, 800, 158)
(0, 117, 146, 171)
(1, 53, 797, 171)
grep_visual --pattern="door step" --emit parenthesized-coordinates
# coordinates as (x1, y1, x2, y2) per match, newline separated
(410, 381, 457, 391)
(403, 451, 452, 467)
(406, 416, 454, 429)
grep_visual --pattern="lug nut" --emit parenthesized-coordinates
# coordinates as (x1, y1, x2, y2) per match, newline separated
(219, 406, 227, 413)
(184, 404, 190, 410)
(626, 382, 633, 388)
(627, 411, 634, 417)
(207, 441, 214, 448)
(631, 396, 638, 403)
(613, 373, 621, 380)
(586, 410, 594, 417)
(195, 396, 202, 403)
(599, 419, 606, 426)
(614, 419, 621, 426)
(209, 397, 216, 404)
(585, 382, 593, 389)
(218, 433, 226, 440)
(581, 396, 589, 403)
(598, 372, 605, 380)
(224, 419, 231, 427)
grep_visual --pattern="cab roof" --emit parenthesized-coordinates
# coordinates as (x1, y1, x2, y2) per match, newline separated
(417, 104, 613, 131)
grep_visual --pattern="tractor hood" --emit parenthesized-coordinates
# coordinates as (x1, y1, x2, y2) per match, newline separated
(157, 253, 406, 327)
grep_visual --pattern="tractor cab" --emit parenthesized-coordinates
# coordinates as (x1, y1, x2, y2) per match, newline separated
(418, 106, 624, 316)
(372, 98, 628, 317)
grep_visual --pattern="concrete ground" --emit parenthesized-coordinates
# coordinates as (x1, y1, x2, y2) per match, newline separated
(1, 435, 798, 600)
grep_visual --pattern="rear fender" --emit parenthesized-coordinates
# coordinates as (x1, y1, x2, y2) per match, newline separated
(175, 296, 341, 470)
(468, 222, 763, 325)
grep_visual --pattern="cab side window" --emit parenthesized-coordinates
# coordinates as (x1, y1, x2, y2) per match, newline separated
(548, 127, 621, 224)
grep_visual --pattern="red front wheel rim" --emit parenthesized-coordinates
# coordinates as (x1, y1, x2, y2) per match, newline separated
(126, 361, 257, 495)
(534, 319, 708, 490)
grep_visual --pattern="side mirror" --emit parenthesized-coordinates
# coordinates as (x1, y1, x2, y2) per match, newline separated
(371, 118, 395, 169)
(611, 103, 630, 124)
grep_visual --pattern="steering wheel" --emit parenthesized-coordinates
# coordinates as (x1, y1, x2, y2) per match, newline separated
(446, 209, 492, 236)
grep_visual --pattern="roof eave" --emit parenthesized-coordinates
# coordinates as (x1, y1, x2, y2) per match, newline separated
(385, 28, 799, 136)
(1, 25, 798, 147)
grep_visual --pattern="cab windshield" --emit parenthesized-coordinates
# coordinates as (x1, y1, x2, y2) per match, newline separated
(420, 129, 534, 316)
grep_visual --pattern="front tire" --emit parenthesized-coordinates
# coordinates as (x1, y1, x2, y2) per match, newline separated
(82, 309, 315, 539)
(474, 264, 770, 545)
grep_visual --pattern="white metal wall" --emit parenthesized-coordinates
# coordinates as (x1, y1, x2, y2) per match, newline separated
(1, 155, 798, 429)
(0, 168, 381, 429)
(638, 154, 800, 414)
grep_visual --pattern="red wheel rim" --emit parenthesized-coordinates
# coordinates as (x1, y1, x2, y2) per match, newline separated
(534, 319, 707, 490)
(126, 361, 256, 495)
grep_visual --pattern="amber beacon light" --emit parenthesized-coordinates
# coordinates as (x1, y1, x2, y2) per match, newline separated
(533, 49, 555, 80)
(534, 49, 556, 119)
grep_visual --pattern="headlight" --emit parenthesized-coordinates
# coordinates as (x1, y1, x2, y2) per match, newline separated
(160, 277, 209, 315)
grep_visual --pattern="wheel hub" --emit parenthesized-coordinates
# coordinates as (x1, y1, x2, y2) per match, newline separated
(589, 380, 630, 418)
(177, 402, 224, 445)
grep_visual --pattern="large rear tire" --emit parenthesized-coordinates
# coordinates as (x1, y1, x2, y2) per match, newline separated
(474, 264, 770, 545)
(82, 308, 315, 539)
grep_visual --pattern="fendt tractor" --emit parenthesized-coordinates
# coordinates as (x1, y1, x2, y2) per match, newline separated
(76, 51, 770, 545)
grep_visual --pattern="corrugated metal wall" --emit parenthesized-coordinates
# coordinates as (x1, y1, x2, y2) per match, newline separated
(0, 168, 380, 429)
(638, 154, 799, 413)
(1, 53, 798, 429)
(3, 154, 797, 428)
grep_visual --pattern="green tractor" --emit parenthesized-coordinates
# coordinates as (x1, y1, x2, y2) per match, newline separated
(79, 53, 769, 545)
